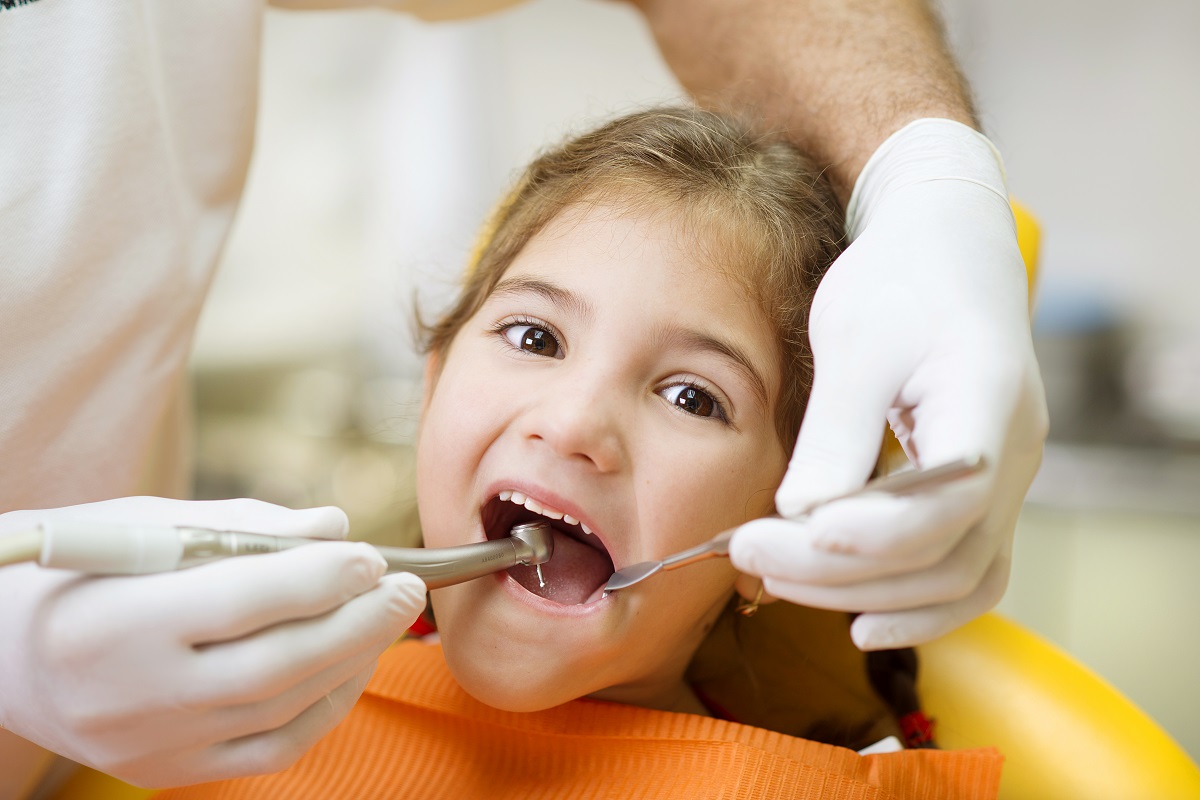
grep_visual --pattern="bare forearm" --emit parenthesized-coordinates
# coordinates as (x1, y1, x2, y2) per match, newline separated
(628, 0, 976, 202)
(0, 728, 58, 800)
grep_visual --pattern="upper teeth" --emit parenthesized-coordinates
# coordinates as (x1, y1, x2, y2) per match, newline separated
(498, 491, 593, 534)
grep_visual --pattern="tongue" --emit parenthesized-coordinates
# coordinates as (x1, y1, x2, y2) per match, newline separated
(509, 528, 613, 605)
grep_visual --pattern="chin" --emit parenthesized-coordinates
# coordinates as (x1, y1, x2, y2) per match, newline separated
(441, 640, 585, 712)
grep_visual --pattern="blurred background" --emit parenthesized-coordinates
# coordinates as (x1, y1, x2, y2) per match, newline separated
(188, 0, 1200, 759)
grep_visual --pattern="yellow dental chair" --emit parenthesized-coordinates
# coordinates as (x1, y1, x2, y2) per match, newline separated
(42, 205, 1200, 799)
(920, 612, 1200, 799)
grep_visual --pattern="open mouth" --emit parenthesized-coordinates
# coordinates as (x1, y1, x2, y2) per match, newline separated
(481, 491, 615, 605)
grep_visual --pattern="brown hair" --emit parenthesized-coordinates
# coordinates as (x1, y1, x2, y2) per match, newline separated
(420, 106, 844, 451)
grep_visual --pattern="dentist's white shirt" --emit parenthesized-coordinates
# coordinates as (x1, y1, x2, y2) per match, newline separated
(0, 0, 521, 513)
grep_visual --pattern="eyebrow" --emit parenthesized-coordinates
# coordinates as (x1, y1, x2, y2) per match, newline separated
(489, 275, 770, 411)
(653, 325, 772, 413)
(490, 277, 594, 321)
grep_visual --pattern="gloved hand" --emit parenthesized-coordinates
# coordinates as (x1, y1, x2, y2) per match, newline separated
(730, 119, 1048, 651)
(0, 496, 426, 788)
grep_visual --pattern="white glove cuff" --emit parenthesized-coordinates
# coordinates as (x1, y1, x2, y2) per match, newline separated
(845, 119, 1009, 241)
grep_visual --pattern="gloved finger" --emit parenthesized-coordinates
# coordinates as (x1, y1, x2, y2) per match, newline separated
(892, 345, 1027, 471)
(733, 515, 967, 587)
(168, 542, 389, 643)
(759, 521, 998, 613)
(144, 661, 379, 787)
(66, 574, 420, 776)
(775, 358, 895, 517)
(220, 660, 377, 781)
(93, 626, 386, 763)
(168, 627, 395, 750)
(731, 517, 894, 585)
(884, 362, 1040, 535)
(806, 478, 988, 559)
(848, 546, 1012, 650)
(184, 572, 425, 707)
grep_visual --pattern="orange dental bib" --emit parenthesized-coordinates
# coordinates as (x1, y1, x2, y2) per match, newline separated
(158, 640, 1002, 800)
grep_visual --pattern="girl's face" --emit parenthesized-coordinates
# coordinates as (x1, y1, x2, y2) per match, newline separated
(417, 201, 788, 714)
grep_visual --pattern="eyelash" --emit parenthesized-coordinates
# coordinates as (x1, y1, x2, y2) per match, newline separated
(491, 315, 566, 358)
(491, 316, 731, 424)
(658, 377, 730, 424)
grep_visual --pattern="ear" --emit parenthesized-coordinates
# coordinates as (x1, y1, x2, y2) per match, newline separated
(735, 571, 779, 607)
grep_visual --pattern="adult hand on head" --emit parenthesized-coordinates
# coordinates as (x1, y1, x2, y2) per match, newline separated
(0, 496, 426, 788)
(730, 119, 1049, 651)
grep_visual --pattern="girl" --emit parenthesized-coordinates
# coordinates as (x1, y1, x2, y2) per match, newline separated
(160, 108, 1001, 799)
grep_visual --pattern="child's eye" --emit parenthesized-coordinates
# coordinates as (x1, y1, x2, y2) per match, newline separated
(659, 383, 728, 422)
(501, 324, 563, 359)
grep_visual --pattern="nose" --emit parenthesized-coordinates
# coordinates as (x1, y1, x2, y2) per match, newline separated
(519, 367, 625, 473)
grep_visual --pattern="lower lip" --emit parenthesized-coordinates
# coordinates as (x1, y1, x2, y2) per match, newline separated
(494, 570, 614, 617)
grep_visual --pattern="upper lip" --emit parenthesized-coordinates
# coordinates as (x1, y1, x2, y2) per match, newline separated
(480, 478, 619, 564)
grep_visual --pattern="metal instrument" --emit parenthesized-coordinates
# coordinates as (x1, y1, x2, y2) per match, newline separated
(7, 520, 554, 591)
(603, 456, 985, 592)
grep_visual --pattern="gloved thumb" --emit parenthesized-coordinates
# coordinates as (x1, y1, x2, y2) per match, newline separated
(777, 364, 891, 517)
(196, 501, 351, 541)
(290, 506, 352, 541)
(24, 496, 353, 541)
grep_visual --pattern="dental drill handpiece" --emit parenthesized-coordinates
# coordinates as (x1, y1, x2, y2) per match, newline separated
(372, 522, 553, 589)
(11, 520, 553, 590)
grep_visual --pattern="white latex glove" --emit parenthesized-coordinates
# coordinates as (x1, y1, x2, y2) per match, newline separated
(0, 496, 426, 788)
(730, 119, 1048, 651)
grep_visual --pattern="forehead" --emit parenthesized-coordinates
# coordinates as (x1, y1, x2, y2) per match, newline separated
(507, 201, 763, 322)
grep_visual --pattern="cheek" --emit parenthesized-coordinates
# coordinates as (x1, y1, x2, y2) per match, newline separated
(634, 562, 737, 663)
(643, 438, 786, 538)
(661, 562, 738, 613)
(416, 367, 495, 547)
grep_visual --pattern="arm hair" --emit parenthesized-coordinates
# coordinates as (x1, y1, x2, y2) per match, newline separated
(626, 0, 977, 202)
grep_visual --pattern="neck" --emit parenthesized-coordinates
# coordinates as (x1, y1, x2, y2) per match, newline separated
(666, 683, 713, 717)
(588, 675, 712, 718)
